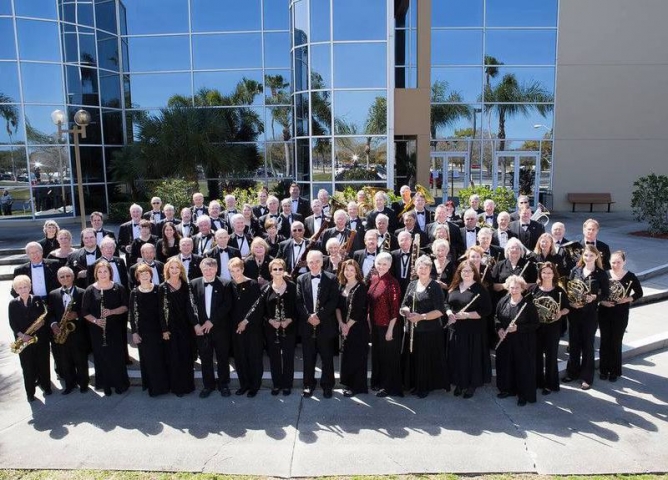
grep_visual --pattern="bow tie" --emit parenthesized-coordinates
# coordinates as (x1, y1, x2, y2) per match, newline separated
(294, 243, 304, 248)
(204, 281, 214, 287)
(220, 248, 229, 254)
(61, 288, 71, 296)
(86, 251, 97, 255)
(315, 216, 322, 220)
(95, 230, 103, 234)
(147, 263, 156, 268)
(586, 241, 595, 245)
(31, 263, 43, 268)
(181, 257, 191, 261)
(311, 274, 321, 279)
(366, 252, 376, 257)
(486, 215, 494, 219)
(182, 224, 191, 228)
(521, 224, 530, 227)
(132, 224, 139, 227)
(402, 252, 410, 256)
(416, 211, 425, 216)
(292, 199, 298, 202)
(466, 229, 476, 233)
(103, 257, 115, 263)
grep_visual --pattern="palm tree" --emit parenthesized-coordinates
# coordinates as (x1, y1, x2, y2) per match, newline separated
(484, 55, 503, 87)
(430, 80, 471, 143)
(0, 94, 19, 140)
(264, 74, 292, 176)
(364, 96, 387, 167)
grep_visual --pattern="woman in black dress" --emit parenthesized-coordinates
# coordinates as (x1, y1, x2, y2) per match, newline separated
(229, 257, 264, 397)
(38, 220, 60, 258)
(492, 238, 538, 296)
(563, 244, 610, 390)
(263, 219, 285, 258)
(130, 220, 158, 265)
(155, 221, 181, 263)
(529, 261, 569, 395)
(445, 261, 493, 398)
(336, 259, 369, 397)
(244, 237, 272, 286)
(47, 229, 77, 267)
(129, 263, 170, 397)
(242, 203, 261, 237)
(82, 260, 129, 396)
(160, 257, 196, 397)
(262, 258, 297, 395)
(598, 250, 643, 382)
(528, 233, 562, 273)
(430, 239, 455, 291)
(495, 275, 539, 406)
(401, 255, 448, 398)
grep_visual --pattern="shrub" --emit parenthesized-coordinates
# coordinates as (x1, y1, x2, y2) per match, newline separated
(153, 178, 197, 211)
(631, 173, 668, 235)
(458, 185, 516, 213)
(108, 202, 135, 222)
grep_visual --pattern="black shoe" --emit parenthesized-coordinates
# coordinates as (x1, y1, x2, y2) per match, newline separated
(609, 375, 618, 382)
(283, 389, 291, 396)
(343, 389, 355, 397)
(175, 392, 184, 398)
(115, 387, 128, 395)
(581, 382, 591, 390)
(416, 391, 428, 399)
(518, 398, 527, 406)
(599, 373, 609, 380)
(463, 388, 475, 399)
(271, 388, 280, 396)
(125, 356, 133, 365)
(323, 389, 333, 399)
(43, 388, 53, 396)
(561, 376, 573, 383)
(61, 386, 75, 395)
(302, 388, 313, 398)
(497, 391, 511, 399)
(219, 386, 231, 397)
(453, 387, 462, 397)
(104, 388, 112, 396)
(541, 388, 552, 396)
(247, 390, 258, 398)
(27, 395, 36, 402)
(370, 385, 380, 392)
(235, 388, 249, 396)
(199, 388, 213, 399)
(376, 389, 389, 398)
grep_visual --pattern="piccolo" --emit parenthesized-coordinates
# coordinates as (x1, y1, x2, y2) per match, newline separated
(495, 303, 527, 350)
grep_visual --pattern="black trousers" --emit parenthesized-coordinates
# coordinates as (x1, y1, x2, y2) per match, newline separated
(536, 321, 561, 391)
(373, 324, 403, 395)
(233, 326, 264, 391)
(265, 330, 296, 389)
(54, 341, 89, 389)
(598, 306, 628, 377)
(567, 306, 598, 384)
(197, 332, 230, 390)
(496, 332, 537, 402)
(302, 332, 335, 390)
(19, 341, 51, 398)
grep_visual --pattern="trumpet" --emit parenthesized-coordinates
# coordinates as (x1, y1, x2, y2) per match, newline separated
(11, 302, 48, 354)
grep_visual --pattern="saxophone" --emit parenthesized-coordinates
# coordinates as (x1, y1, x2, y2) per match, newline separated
(11, 302, 48, 354)
(380, 232, 391, 253)
(54, 293, 77, 345)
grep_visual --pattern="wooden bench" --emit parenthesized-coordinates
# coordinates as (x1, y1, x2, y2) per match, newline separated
(567, 193, 615, 212)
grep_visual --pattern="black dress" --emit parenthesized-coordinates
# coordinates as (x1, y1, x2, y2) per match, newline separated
(430, 259, 455, 288)
(159, 281, 196, 396)
(82, 284, 130, 393)
(402, 279, 448, 395)
(48, 250, 75, 268)
(338, 283, 369, 394)
(244, 256, 273, 283)
(494, 294, 539, 403)
(38, 236, 59, 258)
(230, 279, 264, 393)
(445, 283, 493, 390)
(129, 285, 170, 396)
(529, 284, 568, 392)
(262, 281, 298, 390)
(598, 271, 643, 378)
(155, 239, 179, 263)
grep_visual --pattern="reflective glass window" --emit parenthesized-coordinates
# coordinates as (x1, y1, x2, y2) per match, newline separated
(311, 91, 331, 136)
(31, 184, 72, 214)
(264, 71, 292, 105)
(486, 0, 558, 28)
(334, 137, 387, 179)
(333, 43, 386, 88)
(265, 141, 292, 177)
(193, 71, 264, 105)
(95, 0, 117, 33)
(0, 145, 28, 188)
(17, 19, 60, 61)
(0, 0, 11, 15)
(333, 0, 386, 41)
(264, 0, 289, 31)
(294, 45, 308, 92)
(129, 72, 192, 108)
(0, 104, 23, 144)
(122, 74, 131, 107)
(77, 3, 95, 27)
(294, 137, 309, 182)
(309, 0, 330, 43)
(15, 0, 57, 19)
(127, 35, 190, 72)
(62, 32, 79, 63)
(432, 0, 483, 27)
(484, 67, 555, 100)
(292, 0, 308, 44)
(295, 92, 309, 136)
(79, 33, 97, 65)
(68, 145, 104, 182)
(125, 0, 189, 34)
(309, 43, 331, 89)
(60, 2, 76, 24)
(485, 30, 557, 66)
(264, 32, 290, 69)
(97, 34, 120, 71)
(100, 72, 122, 108)
(334, 91, 386, 135)
(81, 185, 109, 213)
(265, 107, 291, 141)
(119, 3, 127, 36)
(125, 109, 160, 141)
(432, 29, 483, 65)
(102, 110, 123, 144)
(430, 106, 475, 139)
(21, 63, 64, 104)
(23, 105, 64, 145)
(431, 67, 483, 103)
(484, 107, 554, 141)
(27, 145, 70, 188)
(192, 33, 262, 70)
(311, 138, 332, 182)
(65, 65, 100, 107)
(0, 18, 16, 60)
(121, 39, 129, 72)
(0, 62, 20, 101)
(191, 0, 261, 32)
(68, 106, 101, 145)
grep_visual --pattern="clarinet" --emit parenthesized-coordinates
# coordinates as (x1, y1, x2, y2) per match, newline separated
(162, 284, 170, 329)
(100, 288, 107, 347)
(340, 283, 360, 353)
(311, 281, 321, 339)
(274, 295, 284, 344)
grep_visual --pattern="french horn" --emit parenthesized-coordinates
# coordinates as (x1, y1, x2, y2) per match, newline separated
(534, 295, 560, 323)
(567, 278, 590, 309)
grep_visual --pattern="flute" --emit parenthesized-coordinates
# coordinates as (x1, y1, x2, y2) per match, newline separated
(495, 303, 527, 350)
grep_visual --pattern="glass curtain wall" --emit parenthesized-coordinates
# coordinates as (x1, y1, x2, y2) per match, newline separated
(431, 0, 557, 202)
(291, 0, 391, 198)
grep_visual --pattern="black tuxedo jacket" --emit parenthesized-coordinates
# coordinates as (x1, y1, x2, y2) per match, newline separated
(9, 295, 49, 339)
(67, 247, 101, 288)
(175, 221, 198, 239)
(366, 207, 398, 232)
(192, 233, 215, 257)
(346, 217, 366, 236)
(87, 256, 129, 291)
(427, 221, 465, 258)
(277, 213, 304, 238)
(257, 212, 281, 234)
(492, 229, 517, 247)
(304, 214, 330, 239)
(393, 227, 429, 248)
(171, 253, 203, 281)
(352, 249, 380, 275)
(412, 208, 434, 231)
(208, 216, 227, 233)
(143, 210, 166, 224)
(204, 245, 241, 276)
(289, 197, 311, 219)
(244, 256, 272, 282)
(578, 237, 612, 270)
(252, 204, 269, 219)
(117, 220, 140, 253)
(190, 277, 232, 334)
(128, 260, 165, 289)
(376, 231, 399, 252)
(277, 238, 311, 274)
(321, 227, 361, 256)
(460, 226, 481, 251)
(295, 270, 339, 338)
(12, 260, 60, 298)
(191, 205, 209, 221)
(483, 244, 506, 262)
(477, 212, 499, 229)
(83, 228, 116, 249)
(390, 249, 413, 295)
(229, 232, 253, 256)
(47, 285, 87, 347)
(155, 217, 181, 236)
(509, 220, 545, 251)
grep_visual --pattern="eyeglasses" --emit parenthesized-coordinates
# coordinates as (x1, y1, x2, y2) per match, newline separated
(519, 201, 528, 204)
(152, 202, 160, 205)
(271, 267, 284, 271)
(292, 228, 303, 232)
(461, 269, 474, 274)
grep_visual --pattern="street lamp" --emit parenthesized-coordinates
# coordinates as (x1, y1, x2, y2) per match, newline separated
(533, 124, 552, 135)
(51, 109, 90, 232)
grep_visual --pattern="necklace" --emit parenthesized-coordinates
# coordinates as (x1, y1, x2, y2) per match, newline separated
(138, 284, 153, 293)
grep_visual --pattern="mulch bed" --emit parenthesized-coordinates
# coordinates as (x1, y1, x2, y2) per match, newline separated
(630, 231, 668, 239)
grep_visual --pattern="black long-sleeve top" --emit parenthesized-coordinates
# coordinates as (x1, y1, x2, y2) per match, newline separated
(494, 294, 539, 333)
(568, 265, 610, 311)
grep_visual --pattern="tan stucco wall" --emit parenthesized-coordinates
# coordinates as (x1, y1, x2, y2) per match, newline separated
(553, 0, 668, 211)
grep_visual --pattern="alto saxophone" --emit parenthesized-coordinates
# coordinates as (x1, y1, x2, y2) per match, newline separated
(54, 294, 77, 345)
(11, 302, 48, 354)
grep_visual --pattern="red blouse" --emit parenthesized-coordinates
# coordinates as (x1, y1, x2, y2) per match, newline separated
(367, 273, 401, 327)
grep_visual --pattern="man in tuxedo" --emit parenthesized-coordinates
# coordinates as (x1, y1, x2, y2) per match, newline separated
(509, 195, 530, 222)
(252, 188, 269, 219)
(296, 250, 339, 398)
(223, 194, 238, 227)
(493, 211, 516, 248)
(391, 231, 414, 297)
(321, 209, 361, 258)
(191, 192, 208, 221)
(204, 229, 241, 282)
(277, 221, 310, 277)
(509, 206, 544, 251)
(143, 197, 165, 224)
(581, 218, 611, 270)
(278, 198, 304, 238)
(48, 266, 89, 394)
(190, 258, 233, 398)
(478, 199, 498, 228)
(459, 209, 480, 250)
(353, 229, 380, 278)
(228, 213, 252, 257)
(88, 211, 117, 249)
(69, 228, 101, 288)
(193, 215, 214, 257)
(304, 199, 328, 239)
(478, 227, 505, 263)
(317, 189, 331, 217)
(551, 222, 568, 254)
(289, 182, 311, 219)
(411, 192, 433, 232)
(395, 211, 428, 247)
(87, 237, 129, 290)
(346, 201, 365, 236)
(366, 191, 397, 232)
(176, 207, 197, 238)
(12, 242, 59, 299)
(128, 243, 164, 289)
(392, 185, 412, 220)
(375, 214, 399, 252)
(468, 194, 484, 214)
(155, 203, 181, 235)
(117, 204, 143, 257)
(207, 200, 226, 232)
(258, 195, 281, 234)
(175, 237, 202, 281)
(427, 204, 464, 260)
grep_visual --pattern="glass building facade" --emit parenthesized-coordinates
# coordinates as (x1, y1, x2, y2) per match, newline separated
(0, 0, 557, 220)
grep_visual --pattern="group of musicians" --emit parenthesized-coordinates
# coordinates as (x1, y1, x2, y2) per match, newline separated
(8, 184, 643, 405)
